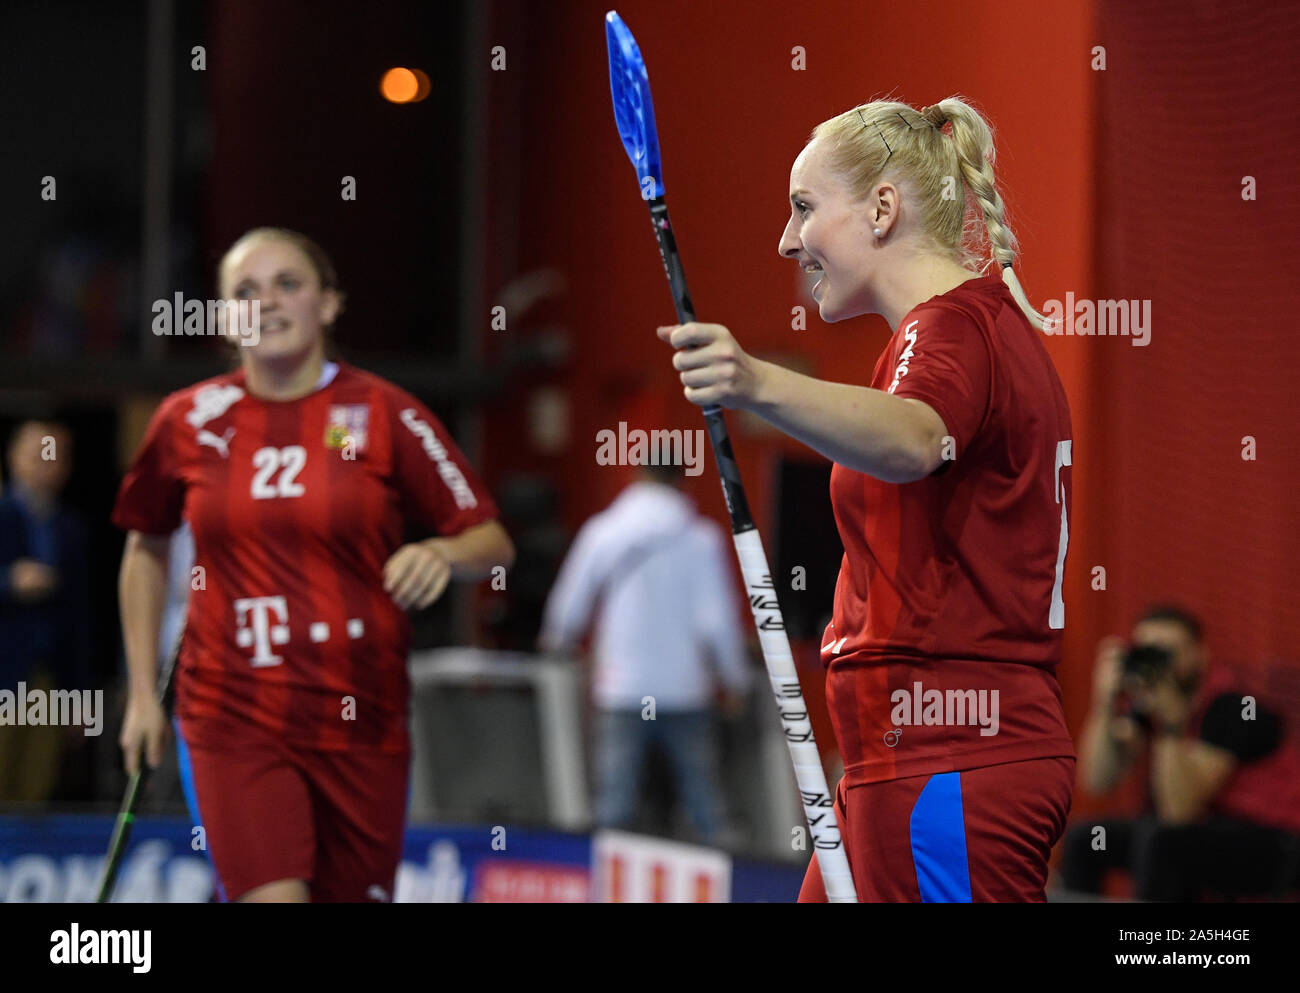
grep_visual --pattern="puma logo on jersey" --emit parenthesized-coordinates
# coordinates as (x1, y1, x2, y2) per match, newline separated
(197, 426, 235, 458)
(186, 383, 244, 429)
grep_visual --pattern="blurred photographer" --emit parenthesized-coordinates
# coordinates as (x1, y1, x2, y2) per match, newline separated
(1058, 605, 1300, 900)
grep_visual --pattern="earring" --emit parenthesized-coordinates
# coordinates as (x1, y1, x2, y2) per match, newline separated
(873, 227, 883, 238)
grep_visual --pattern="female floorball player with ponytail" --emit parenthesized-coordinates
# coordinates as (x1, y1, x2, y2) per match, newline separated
(115, 228, 514, 902)
(658, 99, 1075, 902)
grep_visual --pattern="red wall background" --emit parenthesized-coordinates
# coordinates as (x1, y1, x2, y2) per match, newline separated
(483, 0, 1298, 817)
(1079, 1, 1300, 814)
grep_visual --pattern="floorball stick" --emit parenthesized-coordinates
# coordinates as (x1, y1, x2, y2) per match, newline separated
(604, 10, 857, 901)
(95, 624, 184, 903)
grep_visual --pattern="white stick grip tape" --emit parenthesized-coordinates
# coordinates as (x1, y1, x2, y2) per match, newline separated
(732, 529, 857, 902)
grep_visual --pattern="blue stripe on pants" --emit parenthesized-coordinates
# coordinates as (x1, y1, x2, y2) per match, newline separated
(909, 771, 973, 903)
(173, 718, 227, 902)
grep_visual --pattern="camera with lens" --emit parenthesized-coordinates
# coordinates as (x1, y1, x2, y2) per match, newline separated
(1122, 643, 1174, 683)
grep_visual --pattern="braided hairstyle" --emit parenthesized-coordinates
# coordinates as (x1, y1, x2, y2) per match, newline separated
(811, 97, 1052, 331)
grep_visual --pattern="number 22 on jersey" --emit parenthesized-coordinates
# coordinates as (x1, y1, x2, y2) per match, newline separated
(251, 445, 307, 499)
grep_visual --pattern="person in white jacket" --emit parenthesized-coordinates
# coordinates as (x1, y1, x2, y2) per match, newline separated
(539, 463, 751, 844)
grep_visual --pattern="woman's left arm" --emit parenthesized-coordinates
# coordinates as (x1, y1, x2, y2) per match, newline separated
(421, 519, 515, 580)
(385, 520, 515, 610)
(751, 362, 950, 483)
(660, 322, 950, 483)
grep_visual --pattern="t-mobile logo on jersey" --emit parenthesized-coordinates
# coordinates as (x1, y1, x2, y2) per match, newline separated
(889, 683, 1000, 737)
(232, 598, 368, 665)
(233, 596, 290, 667)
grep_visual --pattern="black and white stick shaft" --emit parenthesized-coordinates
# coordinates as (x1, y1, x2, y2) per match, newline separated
(647, 194, 857, 901)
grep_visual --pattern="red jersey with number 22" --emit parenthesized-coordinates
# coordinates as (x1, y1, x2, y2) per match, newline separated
(822, 274, 1076, 786)
(112, 361, 499, 754)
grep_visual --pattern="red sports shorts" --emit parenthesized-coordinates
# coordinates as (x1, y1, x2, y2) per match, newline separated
(799, 756, 1074, 902)
(177, 721, 409, 902)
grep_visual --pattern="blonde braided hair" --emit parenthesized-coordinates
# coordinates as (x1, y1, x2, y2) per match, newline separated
(813, 96, 1053, 331)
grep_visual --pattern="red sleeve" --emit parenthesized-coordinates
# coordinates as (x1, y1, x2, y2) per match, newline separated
(887, 303, 992, 460)
(387, 389, 500, 536)
(112, 396, 185, 535)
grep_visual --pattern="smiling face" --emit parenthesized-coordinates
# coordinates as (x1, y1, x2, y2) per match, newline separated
(778, 138, 879, 322)
(220, 236, 339, 365)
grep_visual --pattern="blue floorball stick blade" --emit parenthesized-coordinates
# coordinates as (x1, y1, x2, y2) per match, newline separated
(605, 11, 664, 199)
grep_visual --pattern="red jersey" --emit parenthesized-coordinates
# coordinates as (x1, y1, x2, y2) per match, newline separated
(112, 361, 499, 753)
(821, 274, 1076, 785)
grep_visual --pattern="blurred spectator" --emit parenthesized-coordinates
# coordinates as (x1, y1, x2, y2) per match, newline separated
(1057, 605, 1300, 900)
(538, 462, 751, 845)
(0, 420, 93, 804)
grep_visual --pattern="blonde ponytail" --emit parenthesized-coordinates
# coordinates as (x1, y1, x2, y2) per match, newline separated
(814, 96, 1054, 332)
(932, 97, 1053, 331)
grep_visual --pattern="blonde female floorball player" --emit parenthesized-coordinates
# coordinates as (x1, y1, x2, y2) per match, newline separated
(115, 228, 515, 902)
(658, 99, 1075, 902)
